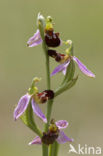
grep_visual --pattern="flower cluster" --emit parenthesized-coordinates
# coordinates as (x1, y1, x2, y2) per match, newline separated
(14, 13, 95, 155)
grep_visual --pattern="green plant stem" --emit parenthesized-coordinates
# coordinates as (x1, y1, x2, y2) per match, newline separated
(44, 99, 53, 131)
(49, 144, 54, 156)
(49, 145, 53, 156)
(41, 35, 53, 131)
(54, 142, 59, 156)
(39, 24, 53, 131)
(42, 144, 48, 156)
(42, 42, 51, 156)
(49, 142, 59, 156)
(37, 14, 71, 156)
(45, 53, 51, 89)
(38, 14, 55, 156)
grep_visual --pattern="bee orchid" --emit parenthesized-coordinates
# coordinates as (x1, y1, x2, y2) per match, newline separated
(48, 46, 95, 78)
(14, 78, 54, 123)
(29, 119, 73, 145)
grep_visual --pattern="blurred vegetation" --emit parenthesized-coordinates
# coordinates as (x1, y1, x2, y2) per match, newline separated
(0, 0, 103, 155)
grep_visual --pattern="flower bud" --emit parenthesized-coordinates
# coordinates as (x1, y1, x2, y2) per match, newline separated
(65, 40, 72, 46)
(37, 13, 45, 25)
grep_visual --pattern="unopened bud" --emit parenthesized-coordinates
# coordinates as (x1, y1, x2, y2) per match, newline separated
(33, 77, 41, 83)
(47, 16, 53, 22)
(65, 40, 72, 45)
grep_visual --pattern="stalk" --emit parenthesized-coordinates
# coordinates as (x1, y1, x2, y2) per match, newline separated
(49, 142, 59, 156)
(38, 14, 54, 156)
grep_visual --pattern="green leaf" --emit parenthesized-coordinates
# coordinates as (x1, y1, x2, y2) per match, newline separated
(20, 102, 42, 137)
(62, 60, 75, 84)
(55, 76, 78, 97)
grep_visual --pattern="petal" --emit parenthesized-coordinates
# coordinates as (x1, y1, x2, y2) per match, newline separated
(14, 94, 31, 120)
(62, 68, 67, 75)
(56, 131, 73, 144)
(51, 60, 70, 76)
(31, 99, 47, 123)
(28, 136, 42, 145)
(62, 60, 70, 75)
(27, 29, 42, 47)
(55, 120, 69, 129)
(73, 56, 95, 78)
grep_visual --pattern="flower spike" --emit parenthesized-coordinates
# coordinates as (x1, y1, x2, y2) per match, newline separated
(14, 14, 96, 155)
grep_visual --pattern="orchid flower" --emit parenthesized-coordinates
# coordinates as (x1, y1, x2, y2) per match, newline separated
(29, 120, 73, 145)
(14, 78, 54, 123)
(27, 16, 61, 48)
(51, 56, 95, 77)
(49, 41, 95, 78)
(45, 16, 61, 47)
(13, 93, 47, 123)
(27, 29, 42, 47)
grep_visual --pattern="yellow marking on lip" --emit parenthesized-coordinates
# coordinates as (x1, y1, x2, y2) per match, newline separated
(60, 55, 70, 63)
(32, 94, 41, 104)
(49, 124, 58, 132)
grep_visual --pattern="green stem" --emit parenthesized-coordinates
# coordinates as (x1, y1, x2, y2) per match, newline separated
(38, 14, 54, 156)
(54, 142, 59, 156)
(38, 15, 63, 156)
(38, 16, 53, 131)
(49, 142, 59, 156)
(42, 144, 48, 156)
(45, 54, 51, 89)
(44, 99, 53, 131)
(49, 144, 54, 156)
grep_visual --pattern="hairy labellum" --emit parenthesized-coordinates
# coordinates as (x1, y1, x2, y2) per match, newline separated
(42, 119, 59, 145)
(44, 90, 54, 99)
(37, 90, 54, 104)
(48, 49, 65, 62)
(37, 92, 47, 103)
(48, 49, 57, 58)
(45, 30, 61, 47)
(55, 53, 65, 62)
(42, 131, 59, 145)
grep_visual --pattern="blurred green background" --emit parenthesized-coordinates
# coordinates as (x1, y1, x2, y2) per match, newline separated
(0, 0, 103, 155)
